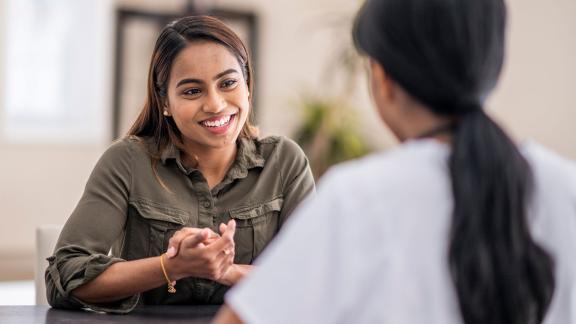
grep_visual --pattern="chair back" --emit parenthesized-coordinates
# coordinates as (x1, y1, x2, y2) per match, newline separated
(35, 225, 63, 305)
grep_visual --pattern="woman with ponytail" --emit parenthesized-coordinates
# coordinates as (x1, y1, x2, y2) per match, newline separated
(214, 0, 576, 323)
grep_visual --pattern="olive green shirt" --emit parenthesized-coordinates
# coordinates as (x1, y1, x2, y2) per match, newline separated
(45, 135, 315, 313)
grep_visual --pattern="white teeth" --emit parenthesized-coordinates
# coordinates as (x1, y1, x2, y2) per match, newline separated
(202, 115, 231, 127)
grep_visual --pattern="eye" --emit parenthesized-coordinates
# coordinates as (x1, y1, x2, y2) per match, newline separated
(183, 88, 202, 96)
(221, 79, 238, 89)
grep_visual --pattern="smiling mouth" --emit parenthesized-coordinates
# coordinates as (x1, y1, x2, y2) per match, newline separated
(198, 114, 236, 135)
(199, 114, 234, 128)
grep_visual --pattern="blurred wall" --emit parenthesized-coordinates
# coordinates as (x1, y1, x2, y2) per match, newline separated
(489, 0, 576, 157)
(0, 0, 575, 280)
(0, 1, 113, 280)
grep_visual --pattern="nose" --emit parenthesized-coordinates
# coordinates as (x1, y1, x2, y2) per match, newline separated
(202, 90, 226, 113)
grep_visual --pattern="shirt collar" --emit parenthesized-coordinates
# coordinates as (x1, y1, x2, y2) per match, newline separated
(160, 143, 179, 165)
(228, 137, 266, 179)
(160, 137, 265, 179)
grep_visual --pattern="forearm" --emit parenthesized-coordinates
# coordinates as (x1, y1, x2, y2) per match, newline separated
(72, 229, 236, 304)
(72, 256, 169, 304)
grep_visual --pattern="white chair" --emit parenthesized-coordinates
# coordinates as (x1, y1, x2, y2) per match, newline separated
(35, 225, 63, 305)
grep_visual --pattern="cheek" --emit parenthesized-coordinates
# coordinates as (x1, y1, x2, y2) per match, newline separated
(170, 102, 200, 127)
(237, 99, 250, 127)
(232, 87, 250, 114)
(370, 75, 385, 115)
(170, 114, 188, 135)
(240, 97, 250, 114)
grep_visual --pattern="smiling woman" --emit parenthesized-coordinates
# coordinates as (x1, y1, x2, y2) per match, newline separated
(44, 16, 315, 314)
(165, 42, 250, 164)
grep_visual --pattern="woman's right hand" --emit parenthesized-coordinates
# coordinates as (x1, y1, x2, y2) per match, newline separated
(165, 220, 236, 282)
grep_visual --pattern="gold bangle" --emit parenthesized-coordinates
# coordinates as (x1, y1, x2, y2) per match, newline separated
(160, 253, 176, 293)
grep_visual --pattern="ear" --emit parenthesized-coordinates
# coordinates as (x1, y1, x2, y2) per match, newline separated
(162, 100, 171, 116)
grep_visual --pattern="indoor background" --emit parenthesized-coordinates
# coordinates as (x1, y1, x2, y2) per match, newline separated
(0, 0, 575, 304)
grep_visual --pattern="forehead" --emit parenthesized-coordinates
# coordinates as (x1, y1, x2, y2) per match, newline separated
(170, 41, 241, 81)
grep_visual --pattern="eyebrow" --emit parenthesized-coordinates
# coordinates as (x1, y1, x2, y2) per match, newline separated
(176, 68, 239, 88)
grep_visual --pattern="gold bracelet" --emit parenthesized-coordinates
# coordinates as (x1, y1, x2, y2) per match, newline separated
(160, 253, 176, 293)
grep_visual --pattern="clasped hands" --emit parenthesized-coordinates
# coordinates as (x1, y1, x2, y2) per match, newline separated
(162, 220, 239, 286)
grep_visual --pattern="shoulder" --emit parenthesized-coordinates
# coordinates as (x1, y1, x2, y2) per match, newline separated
(324, 139, 450, 196)
(97, 136, 151, 166)
(522, 142, 576, 197)
(309, 140, 452, 229)
(255, 135, 308, 169)
(253, 135, 311, 187)
(256, 135, 307, 160)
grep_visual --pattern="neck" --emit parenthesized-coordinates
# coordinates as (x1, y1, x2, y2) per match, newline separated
(395, 102, 453, 143)
(181, 141, 237, 189)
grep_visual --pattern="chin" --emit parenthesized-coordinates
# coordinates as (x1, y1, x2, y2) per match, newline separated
(211, 133, 242, 148)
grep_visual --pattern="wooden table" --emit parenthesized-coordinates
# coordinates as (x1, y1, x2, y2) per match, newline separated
(0, 305, 220, 324)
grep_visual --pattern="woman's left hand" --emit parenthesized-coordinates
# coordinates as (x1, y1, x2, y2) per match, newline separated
(210, 222, 253, 286)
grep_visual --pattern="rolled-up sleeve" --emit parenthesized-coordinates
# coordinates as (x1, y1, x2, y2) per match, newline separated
(45, 138, 139, 313)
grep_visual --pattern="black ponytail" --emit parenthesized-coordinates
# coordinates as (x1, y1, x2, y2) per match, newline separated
(449, 109, 554, 324)
(353, 1, 555, 323)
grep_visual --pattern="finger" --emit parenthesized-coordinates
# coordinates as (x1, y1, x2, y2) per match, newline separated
(222, 219, 236, 239)
(168, 228, 199, 258)
(207, 219, 235, 248)
(181, 228, 211, 249)
(204, 236, 219, 245)
(217, 220, 236, 252)
(167, 228, 219, 258)
(166, 228, 195, 258)
(207, 231, 235, 254)
(219, 222, 227, 235)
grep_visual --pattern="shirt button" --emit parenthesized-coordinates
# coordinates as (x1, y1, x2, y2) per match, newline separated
(202, 200, 211, 208)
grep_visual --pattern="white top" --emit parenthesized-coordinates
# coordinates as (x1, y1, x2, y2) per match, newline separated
(226, 139, 576, 324)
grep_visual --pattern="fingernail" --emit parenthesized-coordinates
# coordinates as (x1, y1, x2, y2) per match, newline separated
(166, 246, 176, 258)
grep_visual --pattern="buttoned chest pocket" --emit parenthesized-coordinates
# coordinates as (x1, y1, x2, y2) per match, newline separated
(129, 199, 188, 257)
(228, 197, 283, 264)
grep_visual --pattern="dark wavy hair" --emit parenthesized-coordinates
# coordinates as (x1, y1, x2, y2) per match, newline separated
(353, 1, 555, 324)
(128, 15, 258, 157)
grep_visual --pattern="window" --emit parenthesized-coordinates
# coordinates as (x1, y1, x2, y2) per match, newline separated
(2, 0, 113, 143)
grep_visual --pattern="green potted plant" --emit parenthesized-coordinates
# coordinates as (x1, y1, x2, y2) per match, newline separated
(293, 12, 372, 179)
(294, 96, 371, 179)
